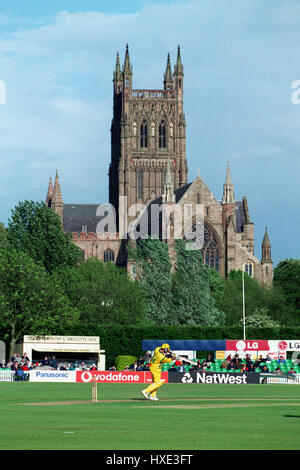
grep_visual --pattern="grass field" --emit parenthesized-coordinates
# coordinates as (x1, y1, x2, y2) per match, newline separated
(1, 382, 300, 450)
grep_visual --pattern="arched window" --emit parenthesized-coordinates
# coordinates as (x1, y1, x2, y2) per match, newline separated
(244, 261, 253, 277)
(159, 120, 166, 148)
(140, 120, 148, 148)
(185, 221, 221, 272)
(104, 248, 114, 263)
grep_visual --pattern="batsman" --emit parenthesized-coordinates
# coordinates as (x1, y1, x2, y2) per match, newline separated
(142, 343, 175, 401)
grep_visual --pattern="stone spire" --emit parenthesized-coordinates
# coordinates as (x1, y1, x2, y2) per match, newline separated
(123, 44, 132, 75)
(164, 53, 173, 89)
(174, 45, 183, 75)
(162, 159, 175, 203)
(222, 161, 235, 204)
(113, 51, 122, 82)
(45, 176, 53, 207)
(262, 226, 272, 261)
(51, 170, 63, 223)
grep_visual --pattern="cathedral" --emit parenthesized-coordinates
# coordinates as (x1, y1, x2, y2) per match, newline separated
(46, 45, 273, 285)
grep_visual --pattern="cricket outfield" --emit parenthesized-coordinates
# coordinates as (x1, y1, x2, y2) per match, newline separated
(0, 382, 300, 450)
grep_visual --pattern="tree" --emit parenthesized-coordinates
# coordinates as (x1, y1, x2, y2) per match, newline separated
(273, 259, 300, 324)
(127, 238, 173, 324)
(127, 238, 224, 325)
(239, 307, 280, 328)
(7, 200, 82, 273)
(0, 223, 7, 249)
(0, 248, 77, 358)
(214, 270, 288, 326)
(53, 258, 146, 325)
(171, 240, 224, 325)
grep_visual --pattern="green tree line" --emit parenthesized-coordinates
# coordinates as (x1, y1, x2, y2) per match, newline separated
(0, 201, 299, 359)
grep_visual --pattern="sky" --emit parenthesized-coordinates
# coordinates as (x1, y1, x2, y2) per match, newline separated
(0, 0, 299, 267)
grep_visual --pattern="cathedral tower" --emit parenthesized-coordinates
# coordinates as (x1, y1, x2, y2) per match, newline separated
(109, 45, 188, 224)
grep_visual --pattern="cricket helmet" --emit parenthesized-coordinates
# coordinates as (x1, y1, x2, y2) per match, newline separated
(161, 343, 170, 351)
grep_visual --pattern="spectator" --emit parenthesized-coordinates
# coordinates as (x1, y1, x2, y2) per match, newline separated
(228, 362, 236, 371)
(50, 356, 58, 369)
(231, 354, 241, 367)
(226, 354, 232, 362)
(42, 356, 51, 367)
(129, 361, 138, 371)
(260, 364, 269, 373)
(22, 361, 31, 371)
(221, 360, 229, 370)
(68, 364, 76, 370)
(174, 359, 182, 367)
(265, 355, 272, 363)
(13, 353, 22, 365)
(108, 365, 117, 371)
(206, 355, 212, 367)
(288, 368, 296, 377)
(11, 361, 18, 373)
(16, 364, 27, 381)
(59, 363, 68, 371)
(277, 356, 286, 364)
(22, 352, 30, 363)
(275, 367, 284, 375)
(246, 363, 255, 373)
(90, 364, 98, 371)
(80, 362, 87, 370)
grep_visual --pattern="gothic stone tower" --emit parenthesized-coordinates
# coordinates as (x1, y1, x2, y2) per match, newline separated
(109, 45, 188, 224)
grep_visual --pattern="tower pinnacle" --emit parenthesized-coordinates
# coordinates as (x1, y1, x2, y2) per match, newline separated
(123, 44, 132, 74)
(222, 161, 235, 204)
(113, 52, 122, 82)
(164, 53, 173, 89)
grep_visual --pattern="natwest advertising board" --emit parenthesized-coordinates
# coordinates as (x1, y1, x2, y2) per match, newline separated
(76, 371, 168, 384)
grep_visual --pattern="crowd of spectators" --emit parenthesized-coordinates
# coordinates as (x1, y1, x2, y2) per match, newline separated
(0, 353, 101, 380)
(120, 352, 297, 375)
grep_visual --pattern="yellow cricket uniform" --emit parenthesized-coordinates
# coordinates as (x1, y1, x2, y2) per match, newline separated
(144, 347, 173, 398)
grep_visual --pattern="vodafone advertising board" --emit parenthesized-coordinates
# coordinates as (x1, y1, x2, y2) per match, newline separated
(76, 371, 168, 384)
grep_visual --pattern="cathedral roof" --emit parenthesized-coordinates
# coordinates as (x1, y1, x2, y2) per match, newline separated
(235, 201, 248, 233)
(63, 204, 107, 233)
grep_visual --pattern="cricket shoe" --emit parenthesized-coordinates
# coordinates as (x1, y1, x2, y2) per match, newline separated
(149, 395, 159, 401)
(142, 389, 149, 400)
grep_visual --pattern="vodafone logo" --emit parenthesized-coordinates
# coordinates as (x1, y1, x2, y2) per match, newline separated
(81, 371, 93, 383)
(236, 340, 246, 351)
(278, 341, 288, 351)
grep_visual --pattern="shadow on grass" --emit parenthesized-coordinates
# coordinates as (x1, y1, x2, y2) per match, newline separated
(284, 415, 300, 418)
